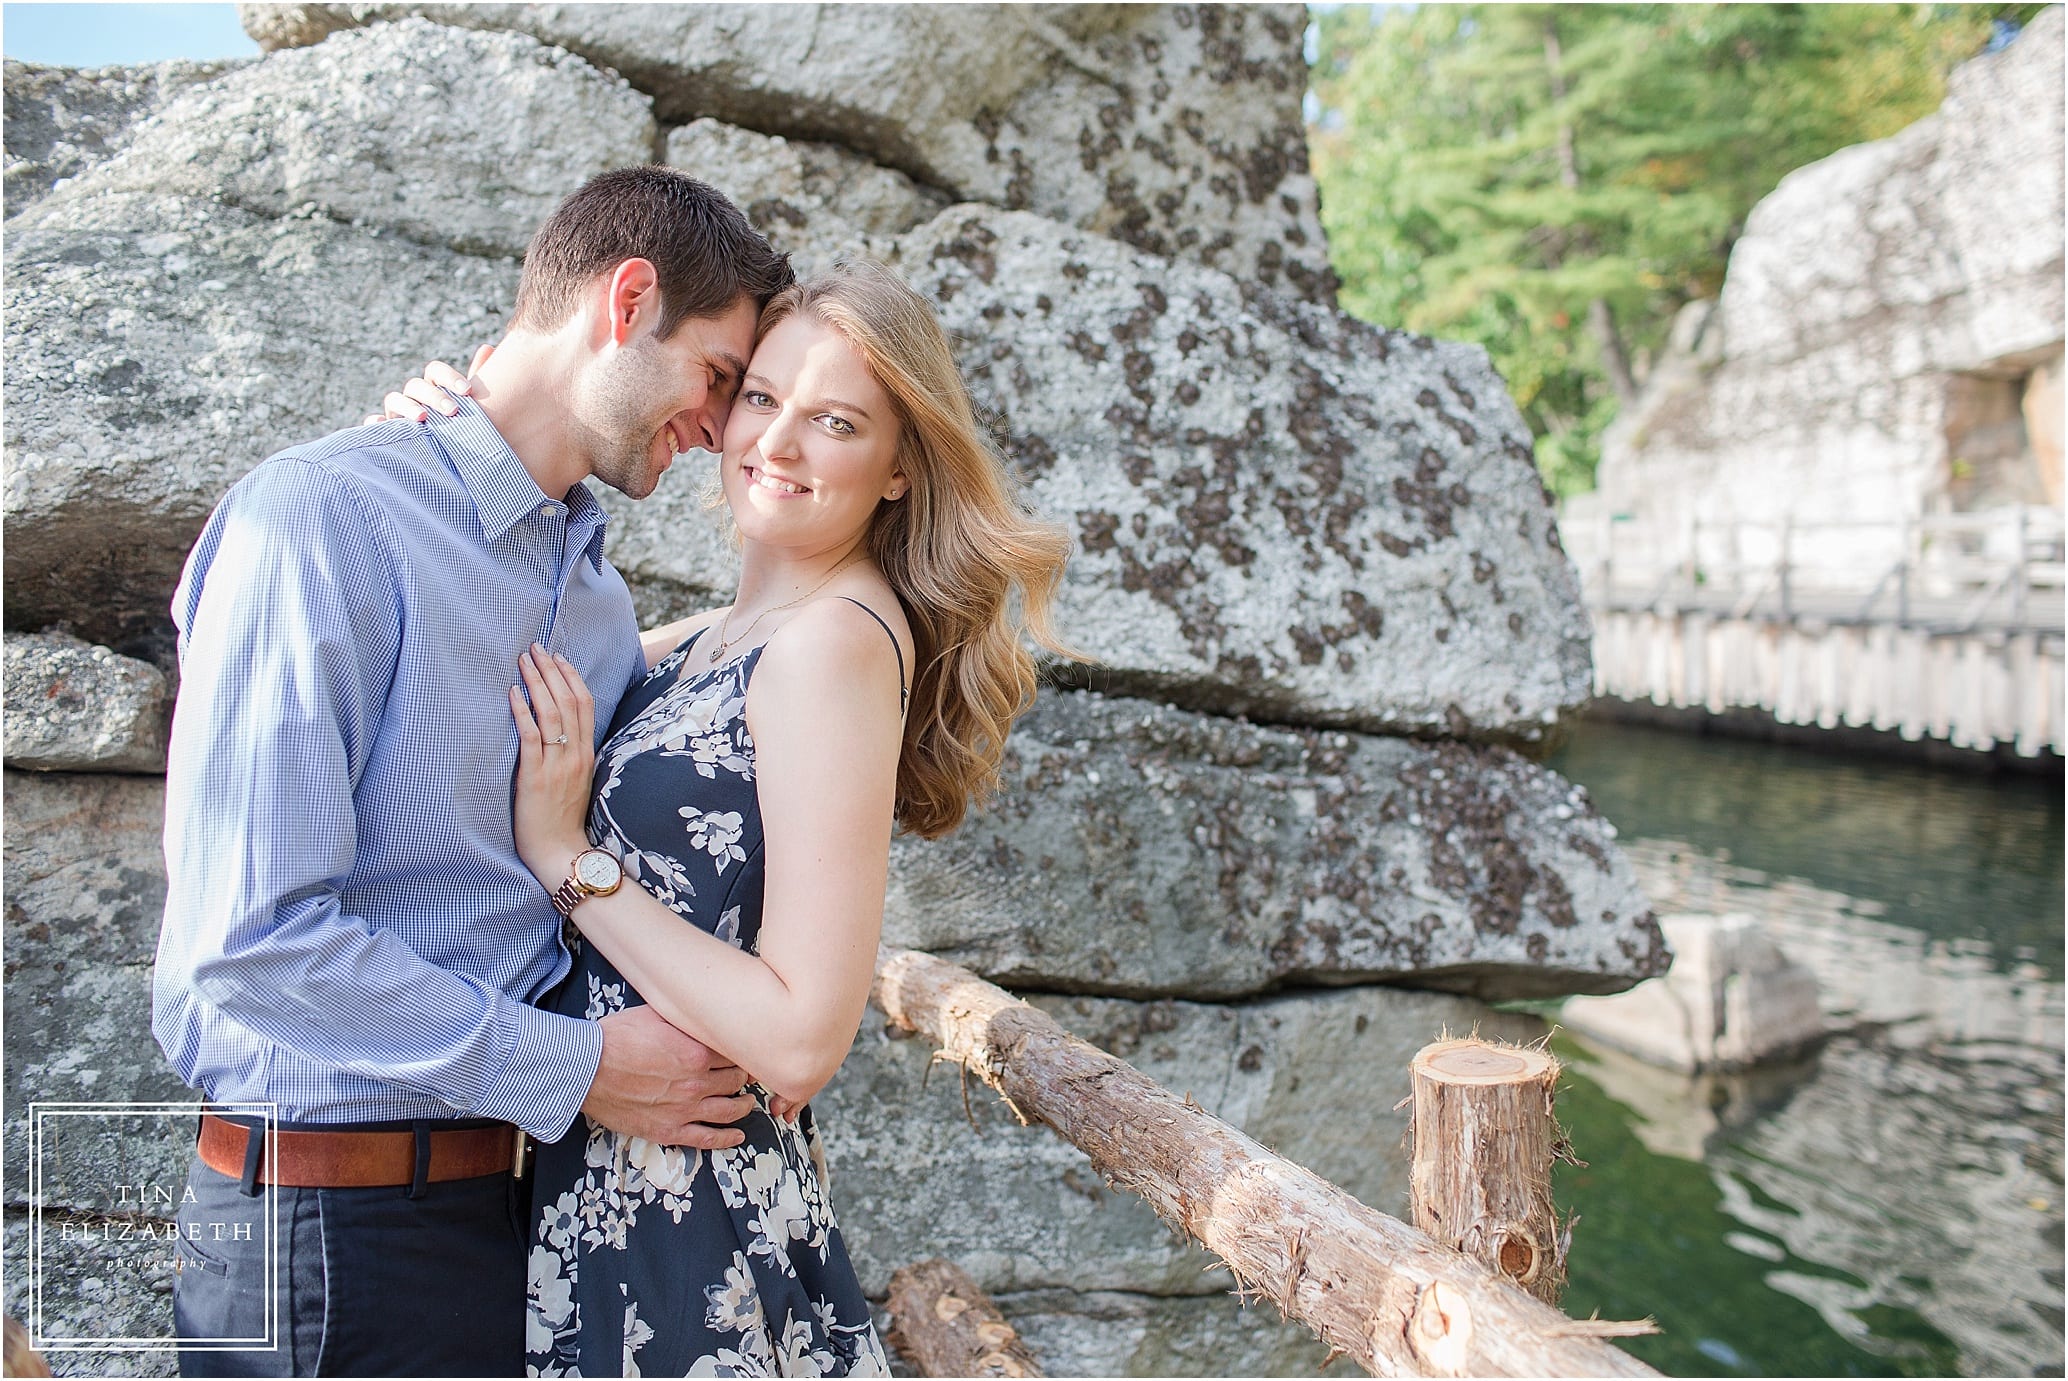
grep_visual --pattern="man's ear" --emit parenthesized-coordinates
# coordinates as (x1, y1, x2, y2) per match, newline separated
(601, 258, 661, 347)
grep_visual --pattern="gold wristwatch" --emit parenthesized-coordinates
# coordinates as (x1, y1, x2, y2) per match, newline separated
(551, 847, 624, 918)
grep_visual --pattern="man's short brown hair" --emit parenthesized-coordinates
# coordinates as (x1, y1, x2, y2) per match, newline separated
(512, 167, 793, 339)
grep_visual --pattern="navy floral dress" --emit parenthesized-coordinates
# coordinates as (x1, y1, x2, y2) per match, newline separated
(525, 625, 890, 1378)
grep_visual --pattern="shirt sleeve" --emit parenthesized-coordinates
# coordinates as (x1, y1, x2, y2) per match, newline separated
(160, 457, 602, 1140)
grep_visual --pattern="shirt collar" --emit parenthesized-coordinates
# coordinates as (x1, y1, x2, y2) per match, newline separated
(427, 396, 612, 570)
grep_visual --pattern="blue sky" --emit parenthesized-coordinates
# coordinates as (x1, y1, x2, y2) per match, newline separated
(4, 3, 256, 67)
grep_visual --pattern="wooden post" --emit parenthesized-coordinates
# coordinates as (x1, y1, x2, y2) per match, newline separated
(885, 1258, 1044, 1378)
(872, 947, 1659, 1378)
(1409, 1040, 1565, 1305)
(2, 1314, 50, 1379)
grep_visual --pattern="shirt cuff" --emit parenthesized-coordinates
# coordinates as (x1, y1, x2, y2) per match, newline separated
(473, 995, 604, 1142)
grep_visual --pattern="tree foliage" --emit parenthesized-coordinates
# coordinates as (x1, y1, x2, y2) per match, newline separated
(1310, 4, 2045, 496)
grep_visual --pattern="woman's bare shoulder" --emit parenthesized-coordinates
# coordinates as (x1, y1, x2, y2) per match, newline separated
(751, 591, 910, 707)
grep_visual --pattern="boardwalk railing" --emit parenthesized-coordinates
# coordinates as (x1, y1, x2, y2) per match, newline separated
(872, 947, 1660, 1378)
(1587, 507, 2066, 635)
(1573, 507, 2064, 755)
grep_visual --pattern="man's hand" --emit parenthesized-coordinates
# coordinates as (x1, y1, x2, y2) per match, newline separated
(582, 1005, 757, 1148)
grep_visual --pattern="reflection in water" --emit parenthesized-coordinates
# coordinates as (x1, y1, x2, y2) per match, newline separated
(1547, 723, 2064, 1378)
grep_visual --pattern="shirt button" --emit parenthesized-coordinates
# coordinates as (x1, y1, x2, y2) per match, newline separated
(539, 503, 555, 517)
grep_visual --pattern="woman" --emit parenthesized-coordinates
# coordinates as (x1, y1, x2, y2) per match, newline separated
(393, 261, 1071, 1376)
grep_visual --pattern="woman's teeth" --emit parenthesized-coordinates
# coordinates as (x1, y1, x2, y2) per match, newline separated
(754, 471, 807, 494)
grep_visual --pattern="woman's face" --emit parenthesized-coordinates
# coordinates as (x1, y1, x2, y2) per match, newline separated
(720, 314, 905, 558)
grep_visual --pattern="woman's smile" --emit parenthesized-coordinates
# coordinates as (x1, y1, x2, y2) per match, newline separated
(742, 464, 811, 497)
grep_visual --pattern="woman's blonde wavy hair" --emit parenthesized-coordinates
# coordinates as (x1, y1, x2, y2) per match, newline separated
(756, 261, 1076, 840)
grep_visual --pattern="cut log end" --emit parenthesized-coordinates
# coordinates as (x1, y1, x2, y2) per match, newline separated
(884, 1258, 1043, 1378)
(1412, 1038, 1558, 1087)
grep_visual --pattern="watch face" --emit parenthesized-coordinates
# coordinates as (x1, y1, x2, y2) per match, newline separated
(574, 850, 621, 890)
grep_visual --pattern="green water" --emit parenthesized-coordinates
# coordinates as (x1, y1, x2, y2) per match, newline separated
(1543, 721, 2065, 1378)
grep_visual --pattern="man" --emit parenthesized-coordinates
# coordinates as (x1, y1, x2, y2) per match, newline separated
(152, 167, 793, 1377)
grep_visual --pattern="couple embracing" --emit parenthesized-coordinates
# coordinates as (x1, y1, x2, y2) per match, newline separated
(152, 167, 1072, 1377)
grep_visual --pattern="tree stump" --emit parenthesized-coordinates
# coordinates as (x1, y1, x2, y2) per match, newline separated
(884, 1258, 1043, 1378)
(1409, 1038, 1566, 1304)
(2, 1314, 51, 1379)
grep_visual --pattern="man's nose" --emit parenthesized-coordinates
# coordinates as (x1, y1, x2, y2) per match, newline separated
(684, 402, 724, 454)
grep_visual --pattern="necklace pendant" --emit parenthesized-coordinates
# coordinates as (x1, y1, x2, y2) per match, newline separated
(709, 645, 723, 663)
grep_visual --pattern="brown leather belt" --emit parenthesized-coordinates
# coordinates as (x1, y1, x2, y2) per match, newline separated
(197, 1114, 524, 1188)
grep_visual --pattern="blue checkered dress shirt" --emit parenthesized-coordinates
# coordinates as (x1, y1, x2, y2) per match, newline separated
(153, 399, 649, 1141)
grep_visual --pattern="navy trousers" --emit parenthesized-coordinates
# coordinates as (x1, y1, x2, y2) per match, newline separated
(172, 1120, 527, 1378)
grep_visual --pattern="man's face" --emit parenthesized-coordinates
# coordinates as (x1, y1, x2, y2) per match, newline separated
(569, 296, 759, 500)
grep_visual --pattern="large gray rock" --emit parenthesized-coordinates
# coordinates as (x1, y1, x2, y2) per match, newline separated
(238, 3, 1337, 303)
(606, 206, 1592, 740)
(2, 772, 189, 1200)
(1565, 9, 2066, 580)
(817, 984, 1545, 1299)
(3, 632, 170, 773)
(3, 191, 517, 652)
(884, 689, 1665, 1000)
(991, 1288, 1333, 1377)
(3, 57, 242, 215)
(2, 1218, 179, 1374)
(48, 20, 655, 258)
(665, 117, 948, 272)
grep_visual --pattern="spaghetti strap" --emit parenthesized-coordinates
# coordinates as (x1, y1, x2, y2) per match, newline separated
(837, 596, 909, 715)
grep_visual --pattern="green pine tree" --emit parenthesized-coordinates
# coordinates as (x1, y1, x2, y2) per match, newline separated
(1310, 4, 2045, 497)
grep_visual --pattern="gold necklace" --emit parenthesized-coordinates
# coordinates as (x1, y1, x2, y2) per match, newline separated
(708, 554, 863, 663)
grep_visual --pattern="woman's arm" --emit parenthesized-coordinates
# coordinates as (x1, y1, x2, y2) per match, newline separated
(512, 601, 905, 1105)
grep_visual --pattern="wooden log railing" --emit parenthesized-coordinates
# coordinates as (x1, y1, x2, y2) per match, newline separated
(872, 947, 1660, 1379)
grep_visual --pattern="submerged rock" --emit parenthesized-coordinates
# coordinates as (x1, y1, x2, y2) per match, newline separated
(3, 632, 170, 773)
(239, 3, 1336, 302)
(884, 689, 1665, 1000)
(1561, 912, 1823, 1072)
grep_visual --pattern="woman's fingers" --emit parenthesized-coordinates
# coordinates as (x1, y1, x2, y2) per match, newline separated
(382, 390, 429, 423)
(467, 342, 496, 378)
(551, 652, 596, 749)
(426, 358, 471, 392)
(518, 649, 568, 745)
(402, 376, 463, 417)
(509, 684, 541, 767)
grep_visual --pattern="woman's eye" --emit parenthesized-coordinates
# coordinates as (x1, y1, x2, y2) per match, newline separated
(743, 390, 774, 408)
(820, 415, 855, 436)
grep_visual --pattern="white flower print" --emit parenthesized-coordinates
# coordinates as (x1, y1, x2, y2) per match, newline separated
(712, 905, 744, 949)
(540, 1191, 581, 1251)
(680, 807, 747, 868)
(584, 973, 626, 1021)
(528, 1243, 574, 1330)
(624, 1293, 654, 1378)
(705, 1250, 763, 1335)
(624, 1136, 699, 1200)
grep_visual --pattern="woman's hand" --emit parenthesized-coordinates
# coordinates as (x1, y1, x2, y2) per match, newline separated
(362, 344, 495, 424)
(510, 643, 598, 889)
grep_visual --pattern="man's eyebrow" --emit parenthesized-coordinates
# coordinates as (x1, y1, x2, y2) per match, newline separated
(712, 352, 749, 384)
